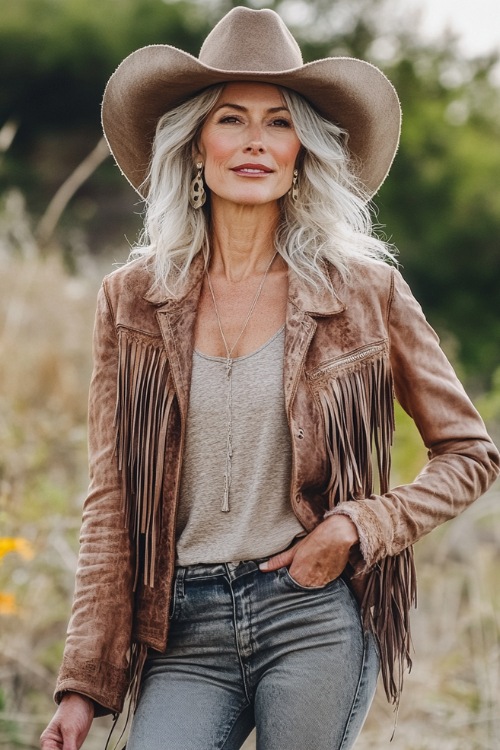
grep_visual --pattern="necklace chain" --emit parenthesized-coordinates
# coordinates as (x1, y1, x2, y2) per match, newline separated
(205, 251, 278, 512)
(205, 251, 278, 362)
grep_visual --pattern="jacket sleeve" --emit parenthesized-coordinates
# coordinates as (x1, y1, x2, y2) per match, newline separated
(330, 268, 500, 568)
(54, 282, 134, 716)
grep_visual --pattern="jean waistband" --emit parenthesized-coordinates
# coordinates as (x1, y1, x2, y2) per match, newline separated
(176, 556, 272, 581)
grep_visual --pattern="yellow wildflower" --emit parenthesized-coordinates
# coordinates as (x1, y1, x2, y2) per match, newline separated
(0, 592, 18, 615)
(0, 538, 33, 616)
(0, 537, 34, 561)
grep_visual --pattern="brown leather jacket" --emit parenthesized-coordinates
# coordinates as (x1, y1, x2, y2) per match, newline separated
(55, 253, 499, 715)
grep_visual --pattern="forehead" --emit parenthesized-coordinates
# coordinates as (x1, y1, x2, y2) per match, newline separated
(215, 82, 286, 108)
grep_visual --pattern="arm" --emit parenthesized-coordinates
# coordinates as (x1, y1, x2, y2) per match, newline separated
(261, 268, 498, 584)
(53, 283, 134, 716)
(328, 268, 499, 568)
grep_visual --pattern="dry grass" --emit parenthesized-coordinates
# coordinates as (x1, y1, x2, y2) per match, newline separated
(0, 192, 498, 749)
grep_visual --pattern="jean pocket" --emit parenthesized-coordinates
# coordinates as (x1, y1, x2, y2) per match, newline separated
(281, 567, 339, 592)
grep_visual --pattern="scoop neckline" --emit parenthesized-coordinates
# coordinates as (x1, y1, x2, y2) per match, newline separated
(194, 323, 285, 364)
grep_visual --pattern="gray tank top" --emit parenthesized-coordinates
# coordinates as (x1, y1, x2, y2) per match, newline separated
(175, 325, 305, 565)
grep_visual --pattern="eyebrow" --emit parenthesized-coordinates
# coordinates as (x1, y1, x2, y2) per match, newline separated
(212, 103, 290, 114)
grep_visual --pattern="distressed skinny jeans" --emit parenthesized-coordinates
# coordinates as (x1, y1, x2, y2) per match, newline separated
(127, 559, 379, 750)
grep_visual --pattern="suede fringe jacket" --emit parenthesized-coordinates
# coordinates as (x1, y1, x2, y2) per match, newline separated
(55, 254, 499, 716)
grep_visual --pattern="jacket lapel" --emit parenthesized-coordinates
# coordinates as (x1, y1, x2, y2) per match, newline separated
(143, 254, 205, 421)
(284, 265, 345, 412)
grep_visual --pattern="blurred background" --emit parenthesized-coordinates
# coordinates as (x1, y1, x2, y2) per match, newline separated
(0, 0, 499, 748)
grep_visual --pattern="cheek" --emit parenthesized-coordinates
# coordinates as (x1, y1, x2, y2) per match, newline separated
(277, 139, 301, 172)
(201, 132, 234, 167)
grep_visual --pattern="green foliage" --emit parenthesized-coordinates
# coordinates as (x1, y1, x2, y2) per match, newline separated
(0, 687, 22, 746)
(0, 0, 210, 136)
(377, 42, 500, 384)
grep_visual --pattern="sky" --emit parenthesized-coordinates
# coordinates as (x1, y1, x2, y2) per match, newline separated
(407, 0, 500, 57)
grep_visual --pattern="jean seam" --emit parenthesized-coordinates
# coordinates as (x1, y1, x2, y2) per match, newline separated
(218, 701, 252, 750)
(226, 567, 252, 705)
(337, 631, 370, 750)
(337, 575, 362, 615)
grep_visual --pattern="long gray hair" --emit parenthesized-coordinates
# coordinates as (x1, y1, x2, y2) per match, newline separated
(131, 84, 394, 295)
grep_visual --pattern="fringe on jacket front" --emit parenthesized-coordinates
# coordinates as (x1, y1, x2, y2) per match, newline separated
(114, 330, 175, 590)
(313, 347, 417, 706)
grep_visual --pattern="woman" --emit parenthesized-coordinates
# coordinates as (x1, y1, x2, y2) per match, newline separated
(41, 7, 499, 750)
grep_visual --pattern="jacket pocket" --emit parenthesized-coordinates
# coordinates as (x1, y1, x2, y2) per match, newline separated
(307, 340, 388, 384)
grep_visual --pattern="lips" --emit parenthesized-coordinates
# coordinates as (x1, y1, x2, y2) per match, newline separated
(231, 163, 273, 174)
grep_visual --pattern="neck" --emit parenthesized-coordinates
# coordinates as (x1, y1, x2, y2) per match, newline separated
(208, 196, 281, 281)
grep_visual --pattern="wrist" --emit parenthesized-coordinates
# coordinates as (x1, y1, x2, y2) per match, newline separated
(322, 513, 359, 549)
(60, 692, 95, 715)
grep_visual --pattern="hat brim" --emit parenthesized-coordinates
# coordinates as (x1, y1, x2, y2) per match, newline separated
(102, 44, 401, 199)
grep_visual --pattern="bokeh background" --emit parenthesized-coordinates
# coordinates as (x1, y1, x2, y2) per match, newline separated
(0, 1, 499, 748)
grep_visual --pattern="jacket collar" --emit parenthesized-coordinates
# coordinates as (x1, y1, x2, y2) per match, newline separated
(143, 252, 206, 308)
(287, 263, 345, 316)
(143, 252, 346, 316)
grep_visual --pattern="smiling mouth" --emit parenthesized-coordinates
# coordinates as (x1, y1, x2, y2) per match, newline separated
(231, 164, 273, 175)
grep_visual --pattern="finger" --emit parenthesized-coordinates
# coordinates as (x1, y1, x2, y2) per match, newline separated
(259, 546, 296, 571)
(40, 740, 62, 750)
(40, 727, 64, 750)
(62, 723, 82, 750)
(51, 730, 77, 750)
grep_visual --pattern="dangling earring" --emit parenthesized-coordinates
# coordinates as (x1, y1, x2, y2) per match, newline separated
(290, 169, 299, 202)
(189, 162, 206, 209)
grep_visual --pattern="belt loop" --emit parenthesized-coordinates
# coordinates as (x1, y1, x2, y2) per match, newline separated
(179, 568, 186, 597)
(176, 566, 186, 598)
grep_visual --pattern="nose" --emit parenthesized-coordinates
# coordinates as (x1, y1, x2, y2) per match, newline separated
(244, 140, 265, 154)
(244, 125, 266, 154)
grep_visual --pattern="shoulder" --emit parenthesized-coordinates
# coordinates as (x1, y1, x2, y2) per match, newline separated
(97, 256, 162, 333)
(102, 256, 155, 302)
(329, 258, 398, 306)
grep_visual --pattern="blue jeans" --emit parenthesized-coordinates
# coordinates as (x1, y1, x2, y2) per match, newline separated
(127, 560, 379, 750)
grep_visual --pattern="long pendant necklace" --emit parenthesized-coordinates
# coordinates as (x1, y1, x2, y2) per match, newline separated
(205, 251, 278, 512)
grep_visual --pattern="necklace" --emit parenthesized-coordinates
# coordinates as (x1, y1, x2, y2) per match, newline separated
(205, 251, 278, 512)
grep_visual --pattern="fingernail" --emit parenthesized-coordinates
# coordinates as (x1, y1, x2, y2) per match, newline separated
(259, 561, 268, 571)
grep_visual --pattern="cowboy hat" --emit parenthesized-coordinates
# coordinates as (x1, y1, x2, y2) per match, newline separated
(102, 6, 401, 199)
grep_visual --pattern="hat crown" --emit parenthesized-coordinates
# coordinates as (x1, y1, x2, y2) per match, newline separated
(199, 7, 303, 72)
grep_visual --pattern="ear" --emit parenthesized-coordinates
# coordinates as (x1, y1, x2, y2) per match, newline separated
(295, 146, 306, 170)
(191, 133, 205, 164)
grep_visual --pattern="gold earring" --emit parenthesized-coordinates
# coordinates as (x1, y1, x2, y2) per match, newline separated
(290, 169, 299, 202)
(189, 162, 206, 209)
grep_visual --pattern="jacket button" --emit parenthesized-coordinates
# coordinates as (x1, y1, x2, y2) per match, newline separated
(297, 428, 304, 439)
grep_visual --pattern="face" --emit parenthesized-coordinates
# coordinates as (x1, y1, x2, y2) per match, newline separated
(196, 82, 302, 208)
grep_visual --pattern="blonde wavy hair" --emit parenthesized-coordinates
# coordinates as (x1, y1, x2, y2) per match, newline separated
(132, 84, 395, 294)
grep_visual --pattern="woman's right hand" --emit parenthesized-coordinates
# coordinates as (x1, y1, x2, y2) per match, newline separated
(40, 693, 94, 750)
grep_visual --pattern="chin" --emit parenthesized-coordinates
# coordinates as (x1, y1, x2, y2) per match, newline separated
(216, 190, 284, 208)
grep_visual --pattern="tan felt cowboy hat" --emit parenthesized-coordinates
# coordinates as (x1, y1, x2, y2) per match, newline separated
(102, 6, 401, 199)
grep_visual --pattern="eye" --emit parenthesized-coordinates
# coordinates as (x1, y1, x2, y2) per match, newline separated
(218, 115, 241, 124)
(270, 118, 292, 128)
